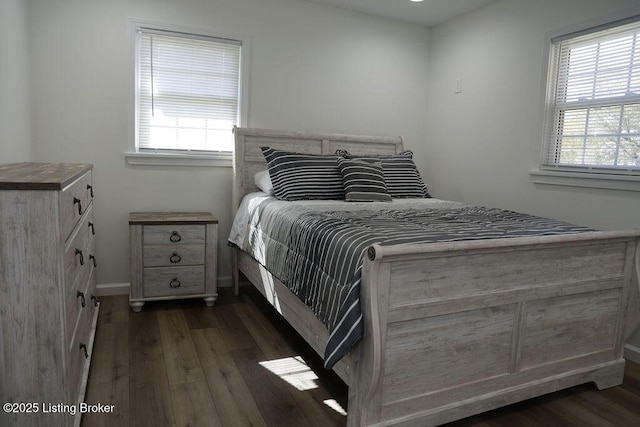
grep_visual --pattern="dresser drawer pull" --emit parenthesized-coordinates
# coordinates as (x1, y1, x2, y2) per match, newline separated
(88, 222, 95, 235)
(169, 252, 182, 264)
(77, 291, 86, 308)
(91, 295, 100, 307)
(87, 184, 94, 198)
(169, 278, 181, 288)
(79, 343, 88, 359)
(89, 254, 97, 267)
(75, 248, 84, 265)
(73, 197, 83, 215)
(169, 231, 182, 242)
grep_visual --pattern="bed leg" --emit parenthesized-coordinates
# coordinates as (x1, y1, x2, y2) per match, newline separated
(594, 361, 625, 390)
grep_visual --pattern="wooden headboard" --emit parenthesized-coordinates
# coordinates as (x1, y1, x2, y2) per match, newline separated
(232, 127, 404, 209)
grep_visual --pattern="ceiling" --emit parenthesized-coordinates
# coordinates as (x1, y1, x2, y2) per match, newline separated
(301, 0, 497, 27)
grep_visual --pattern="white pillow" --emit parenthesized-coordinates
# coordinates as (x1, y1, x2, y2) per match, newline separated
(254, 170, 274, 195)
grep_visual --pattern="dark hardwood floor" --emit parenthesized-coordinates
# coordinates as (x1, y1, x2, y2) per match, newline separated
(83, 287, 640, 426)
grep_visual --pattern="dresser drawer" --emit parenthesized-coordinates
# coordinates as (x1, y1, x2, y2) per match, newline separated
(143, 224, 205, 245)
(67, 300, 92, 404)
(63, 206, 95, 296)
(60, 170, 93, 241)
(143, 244, 205, 267)
(143, 266, 205, 297)
(65, 266, 95, 347)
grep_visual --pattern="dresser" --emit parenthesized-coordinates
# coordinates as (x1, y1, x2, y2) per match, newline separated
(129, 212, 218, 311)
(0, 163, 99, 427)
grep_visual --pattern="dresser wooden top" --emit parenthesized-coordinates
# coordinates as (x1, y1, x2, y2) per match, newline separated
(129, 212, 218, 225)
(0, 162, 93, 190)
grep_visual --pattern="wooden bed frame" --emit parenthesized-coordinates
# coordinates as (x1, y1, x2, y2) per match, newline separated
(231, 127, 640, 426)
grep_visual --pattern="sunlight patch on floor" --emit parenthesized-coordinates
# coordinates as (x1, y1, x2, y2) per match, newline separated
(259, 356, 319, 391)
(323, 399, 348, 416)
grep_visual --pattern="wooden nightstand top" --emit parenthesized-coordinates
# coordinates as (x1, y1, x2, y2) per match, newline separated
(129, 212, 218, 225)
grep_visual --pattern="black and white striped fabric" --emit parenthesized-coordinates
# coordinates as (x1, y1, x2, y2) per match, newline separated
(241, 199, 593, 369)
(346, 151, 430, 198)
(337, 158, 391, 202)
(261, 147, 344, 201)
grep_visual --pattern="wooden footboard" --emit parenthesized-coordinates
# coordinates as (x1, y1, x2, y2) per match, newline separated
(349, 231, 640, 426)
(236, 230, 640, 426)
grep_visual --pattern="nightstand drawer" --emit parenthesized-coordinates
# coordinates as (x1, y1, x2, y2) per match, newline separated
(143, 266, 205, 298)
(143, 244, 205, 267)
(143, 225, 205, 245)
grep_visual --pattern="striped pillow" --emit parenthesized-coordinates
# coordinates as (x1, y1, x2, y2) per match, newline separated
(346, 151, 430, 198)
(337, 158, 392, 202)
(261, 147, 345, 201)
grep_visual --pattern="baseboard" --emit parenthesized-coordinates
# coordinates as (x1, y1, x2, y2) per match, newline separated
(96, 276, 232, 297)
(625, 343, 640, 364)
(96, 282, 130, 296)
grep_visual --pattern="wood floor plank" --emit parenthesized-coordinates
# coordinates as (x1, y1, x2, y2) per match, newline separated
(572, 386, 640, 424)
(446, 397, 550, 427)
(621, 360, 640, 395)
(129, 358, 175, 427)
(97, 294, 130, 325)
(538, 389, 617, 427)
(157, 308, 205, 385)
(214, 302, 258, 351)
(129, 309, 163, 361)
(83, 322, 130, 427)
(170, 380, 223, 427)
(243, 288, 349, 406)
(235, 293, 294, 359)
(232, 347, 317, 426)
(183, 304, 222, 330)
(191, 327, 267, 427)
(235, 297, 346, 426)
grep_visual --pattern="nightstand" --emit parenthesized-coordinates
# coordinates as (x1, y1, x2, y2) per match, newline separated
(129, 212, 218, 312)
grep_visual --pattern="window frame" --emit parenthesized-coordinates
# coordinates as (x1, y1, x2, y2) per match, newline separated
(126, 19, 250, 167)
(531, 8, 640, 191)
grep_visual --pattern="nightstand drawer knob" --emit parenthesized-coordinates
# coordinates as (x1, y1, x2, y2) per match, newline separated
(169, 278, 181, 288)
(89, 254, 97, 267)
(91, 295, 99, 307)
(87, 184, 94, 198)
(169, 252, 182, 264)
(169, 231, 182, 242)
(88, 222, 95, 235)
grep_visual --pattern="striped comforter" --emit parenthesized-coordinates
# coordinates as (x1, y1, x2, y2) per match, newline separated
(232, 195, 593, 369)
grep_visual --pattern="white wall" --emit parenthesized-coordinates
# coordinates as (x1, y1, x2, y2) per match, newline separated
(0, 0, 32, 162)
(425, 0, 640, 343)
(27, 0, 430, 286)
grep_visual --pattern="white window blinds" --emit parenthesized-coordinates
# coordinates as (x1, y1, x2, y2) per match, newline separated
(543, 17, 640, 173)
(136, 28, 241, 153)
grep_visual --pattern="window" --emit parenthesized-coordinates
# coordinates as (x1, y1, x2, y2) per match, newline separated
(129, 23, 245, 166)
(535, 13, 640, 190)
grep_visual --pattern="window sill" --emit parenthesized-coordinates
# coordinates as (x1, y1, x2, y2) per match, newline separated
(529, 169, 640, 192)
(125, 151, 232, 167)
